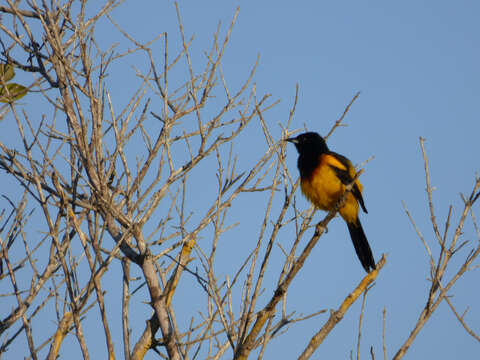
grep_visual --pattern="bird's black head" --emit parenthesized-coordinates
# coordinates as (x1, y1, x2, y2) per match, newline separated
(286, 132, 329, 155)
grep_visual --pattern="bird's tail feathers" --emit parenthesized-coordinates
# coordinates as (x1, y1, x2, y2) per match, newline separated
(347, 218, 376, 272)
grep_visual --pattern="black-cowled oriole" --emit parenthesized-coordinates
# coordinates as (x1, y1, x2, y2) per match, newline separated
(287, 132, 376, 272)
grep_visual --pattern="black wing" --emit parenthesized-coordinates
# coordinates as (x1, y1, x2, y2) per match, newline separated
(328, 152, 368, 214)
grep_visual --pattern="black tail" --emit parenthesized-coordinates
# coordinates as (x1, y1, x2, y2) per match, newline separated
(347, 218, 376, 272)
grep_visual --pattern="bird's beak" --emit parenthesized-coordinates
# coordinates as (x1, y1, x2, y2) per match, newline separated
(285, 137, 298, 144)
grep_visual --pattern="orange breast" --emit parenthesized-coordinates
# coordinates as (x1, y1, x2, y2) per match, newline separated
(300, 155, 360, 224)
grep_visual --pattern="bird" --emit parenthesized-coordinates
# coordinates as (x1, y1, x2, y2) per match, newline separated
(286, 131, 376, 272)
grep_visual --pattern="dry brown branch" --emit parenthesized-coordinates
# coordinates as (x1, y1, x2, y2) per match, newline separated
(356, 284, 374, 360)
(298, 256, 386, 360)
(233, 168, 371, 360)
(393, 138, 480, 360)
(1, 2, 285, 358)
(325, 91, 361, 140)
(122, 258, 132, 360)
(382, 307, 387, 360)
(442, 286, 480, 342)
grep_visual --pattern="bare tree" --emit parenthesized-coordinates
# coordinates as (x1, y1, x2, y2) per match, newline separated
(392, 138, 480, 360)
(0, 2, 478, 360)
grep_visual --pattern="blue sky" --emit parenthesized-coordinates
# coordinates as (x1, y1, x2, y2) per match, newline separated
(2, 1, 479, 359)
